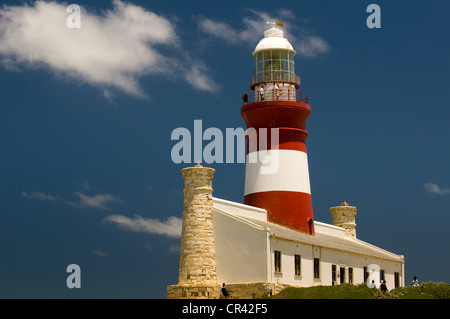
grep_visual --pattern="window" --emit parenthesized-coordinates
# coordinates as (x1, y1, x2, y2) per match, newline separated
(331, 265, 337, 284)
(288, 51, 294, 62)
(364, 266, 368, 283)
(394, 272, 400, 288)
(380, 269, 385, 282)
(274, 251, 281, 273)
(348, 267, 353, 284)
(256, 61, 263, 73)
(253, 49, 296, 83)
(294, 255, 301, 276)
(313, 258, 320, 279)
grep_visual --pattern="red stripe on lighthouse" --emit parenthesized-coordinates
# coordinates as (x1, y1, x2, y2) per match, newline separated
(241, 101, 311, 130)
(245, 127, 308, 154)
(244, 191, 314, 235)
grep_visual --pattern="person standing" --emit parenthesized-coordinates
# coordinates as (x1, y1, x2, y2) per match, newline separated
(221, 283, 229, 299)
(380, 280, 388, 292)
(412, 276, 419, 287)
(242, 92, 249, 104)
(274, 84, 282, 99)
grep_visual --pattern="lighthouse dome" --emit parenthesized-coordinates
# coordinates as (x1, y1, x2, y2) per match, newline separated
(253, 27, 295, 55)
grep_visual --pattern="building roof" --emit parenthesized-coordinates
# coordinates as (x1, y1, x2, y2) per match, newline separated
(253, 27, 295, 55)
(212, 197, 404, 263)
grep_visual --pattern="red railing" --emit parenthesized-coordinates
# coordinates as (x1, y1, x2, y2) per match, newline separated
(242, 88, 309, 105)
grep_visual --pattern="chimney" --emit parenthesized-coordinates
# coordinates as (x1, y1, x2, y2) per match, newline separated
(329, 200, 357, 238)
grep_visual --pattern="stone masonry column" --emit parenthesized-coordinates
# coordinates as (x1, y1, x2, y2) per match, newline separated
(178, 163, 217, 285)
(167, 163, 220, 299)
(329, 200, 357, 238)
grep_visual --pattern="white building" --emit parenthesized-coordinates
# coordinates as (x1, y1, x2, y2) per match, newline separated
(212, 197, 404, 294)
(167, 23, 405, 299)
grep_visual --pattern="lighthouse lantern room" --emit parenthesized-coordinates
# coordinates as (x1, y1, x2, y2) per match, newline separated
(250, 23, 300, 99)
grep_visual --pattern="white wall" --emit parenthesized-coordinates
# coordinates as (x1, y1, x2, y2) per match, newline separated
(211, 207, 404, 290)
(213, 197, 267, 222)
(269, 238, 314, 287)
(269, 237, 404, 290)
(212, 209, 269, 284)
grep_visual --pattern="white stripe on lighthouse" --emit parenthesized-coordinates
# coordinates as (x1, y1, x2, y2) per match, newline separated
(244, 149, 311, 195)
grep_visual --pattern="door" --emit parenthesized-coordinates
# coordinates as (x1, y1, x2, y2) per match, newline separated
(340, 267, 345, 284)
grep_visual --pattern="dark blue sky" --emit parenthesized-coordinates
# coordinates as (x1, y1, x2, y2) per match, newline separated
(0, 0, 449, 298)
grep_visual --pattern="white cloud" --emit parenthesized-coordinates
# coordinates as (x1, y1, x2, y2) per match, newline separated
(198, 9, 330, 58)
(424, 183, 450, 195)
(198, 10, 269, 44)
(92, 250, 109, 257)
(296, 36, 330, 58)
(22, 189, 121, 210)
(73, 192, 121, 210)
(198, 18, 241, 43)
(184, 59, 219, 92)
(21, 190, 60, 202)
(103, 214, 182, 238)
(0, 0, 217, 96)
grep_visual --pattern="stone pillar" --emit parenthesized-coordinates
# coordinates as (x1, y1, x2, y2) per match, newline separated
(329, 200, 357, 238)
(167, 163, 220, 299)
(178, 163, 217, 285)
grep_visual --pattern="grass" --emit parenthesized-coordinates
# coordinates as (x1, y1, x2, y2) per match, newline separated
(262, 282, 450, 299)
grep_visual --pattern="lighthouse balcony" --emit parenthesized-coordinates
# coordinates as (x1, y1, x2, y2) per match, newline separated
(242, 88, 309, 105)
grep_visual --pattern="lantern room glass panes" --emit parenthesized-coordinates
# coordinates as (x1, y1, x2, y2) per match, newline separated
(254, 49, 296, 84)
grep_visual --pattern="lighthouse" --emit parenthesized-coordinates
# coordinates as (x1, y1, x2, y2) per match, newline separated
(168, 22, 406, 300)
(241, 22, 315, 235)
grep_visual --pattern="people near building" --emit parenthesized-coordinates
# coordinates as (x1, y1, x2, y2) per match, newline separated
(380, 280, 388, 292)
(242, 92, 249, 104)
(259, 86, 265, 101)
(368, 280, 376, 288)
(412, 276, 419, 287)
(221, 283, 229, 299)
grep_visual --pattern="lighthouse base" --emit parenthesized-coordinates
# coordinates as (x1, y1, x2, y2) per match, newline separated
(244, 191, 315, 235)
(167, 282, 291, 299)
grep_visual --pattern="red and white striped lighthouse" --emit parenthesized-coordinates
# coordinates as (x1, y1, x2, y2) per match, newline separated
(241, 23, 315, 235)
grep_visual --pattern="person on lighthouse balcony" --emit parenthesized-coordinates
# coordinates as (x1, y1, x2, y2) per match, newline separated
(274, 83, 282, 99)
(242, 92, 249, 104)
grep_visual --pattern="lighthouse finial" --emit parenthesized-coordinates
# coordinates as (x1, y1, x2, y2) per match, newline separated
(266, 19, 284, 28)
